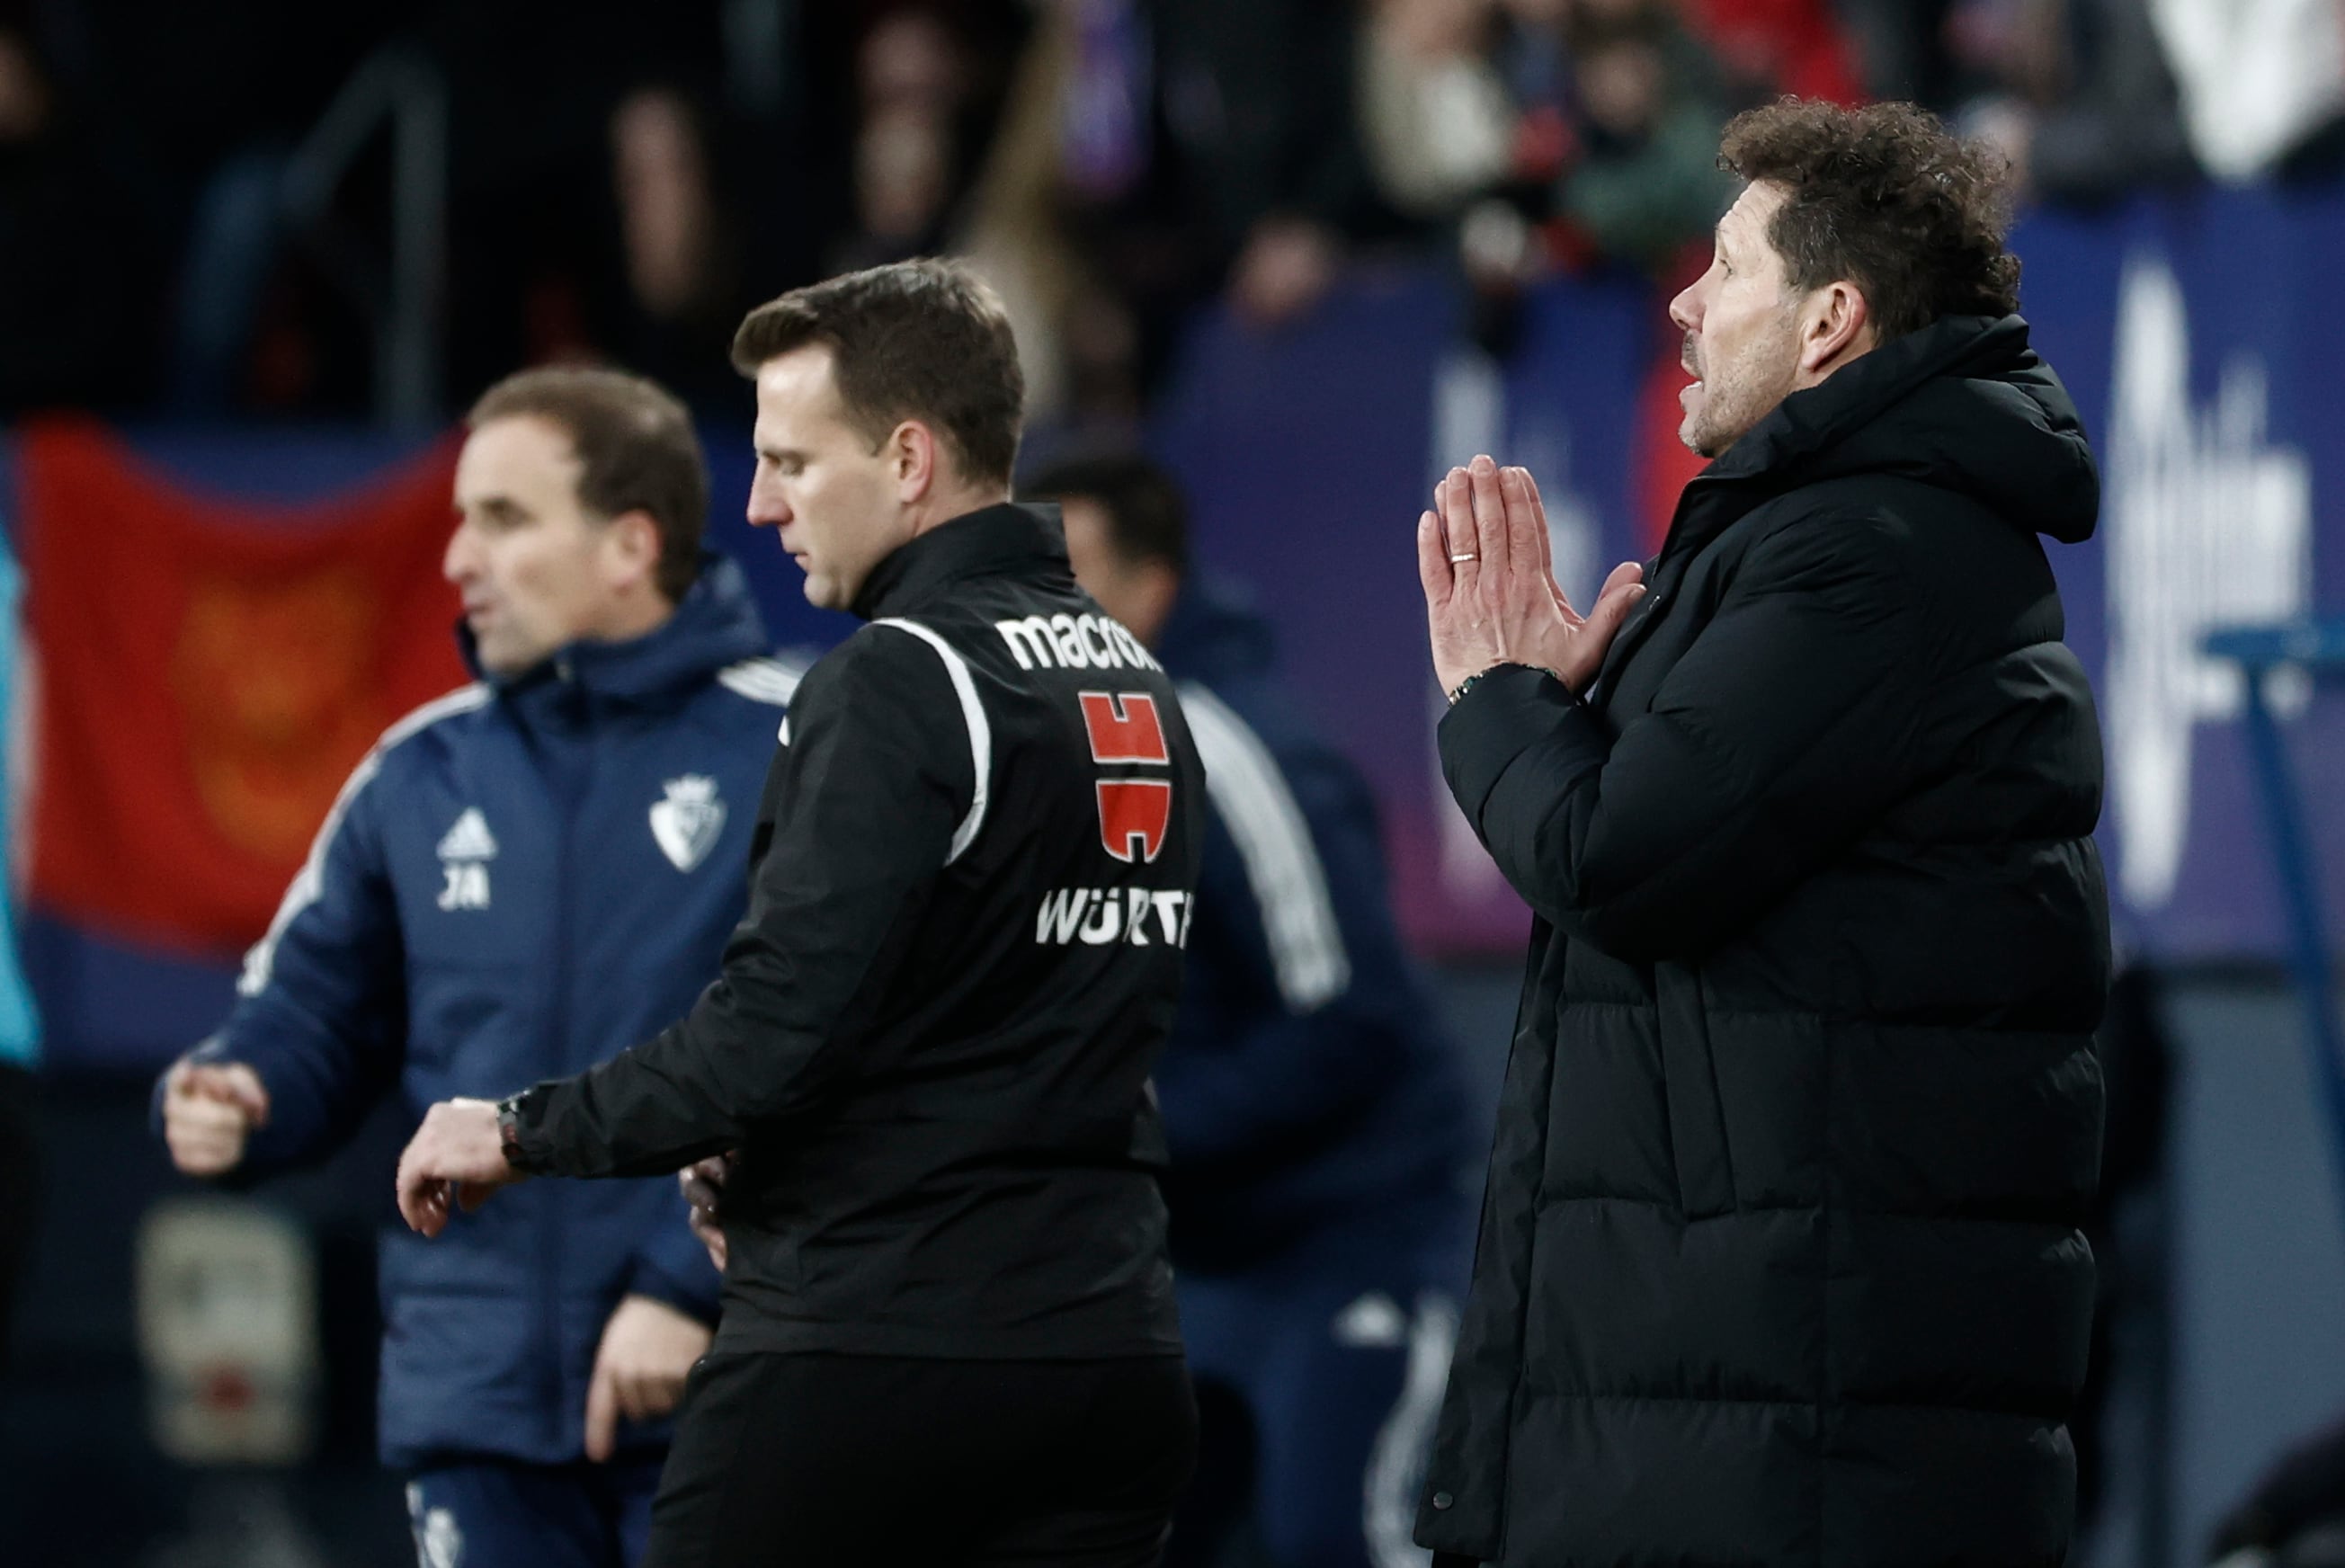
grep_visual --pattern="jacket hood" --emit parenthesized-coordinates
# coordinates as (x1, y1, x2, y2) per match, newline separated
(461, 551, 772, 699)
(1156, 578, 1278, 685)
(1692, 314, 2100, 548)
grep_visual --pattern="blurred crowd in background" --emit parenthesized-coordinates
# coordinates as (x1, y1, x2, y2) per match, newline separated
(0, 0, 2314, 433)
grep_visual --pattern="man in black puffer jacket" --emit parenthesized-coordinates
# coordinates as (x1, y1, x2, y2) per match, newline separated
(1412, 100, 2109, 1567)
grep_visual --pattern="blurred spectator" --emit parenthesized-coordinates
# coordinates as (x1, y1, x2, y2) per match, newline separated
(1834, 0, 1965, 106)
(1154, 0, 1390, 328)
(0, 0, 2260, 422)
(0, 15, 165, 414)
(1953, 0, 2195, 207)
(1479, 0, 1735, 282)
(1555, 4, 1735, 271)
(605, 84, 773, 414)
(1835, 0, 2209, 212)
(1354, 0, 1515, 226)
(830, 4, 1030, 274)
(2145, 0, 2345, 183)
(1682, 0, 1867, 104)
(383, 1, 978, 416)
(427, 2, 737, 409)
(967, 0, 1386, 426)
(592, 2, 1031, 415)
(1032, 453, 1475, 1568)
(614, 90, 726, 344)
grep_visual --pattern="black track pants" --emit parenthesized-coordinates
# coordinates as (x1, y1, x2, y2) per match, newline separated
(642, 1350, 1198, 1568)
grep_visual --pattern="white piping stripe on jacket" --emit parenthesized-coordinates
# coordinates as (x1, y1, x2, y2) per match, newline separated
(717, 655, 806, 707)
(237, 684, 493, 998)
(1363, 1294, 1460, 1568)
(873, 619, 990, 865)
(1177, 682, 1351, 1010)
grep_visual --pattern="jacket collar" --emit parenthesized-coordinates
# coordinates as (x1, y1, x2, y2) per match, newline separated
(1597, 315, 2084, 694)
(464, 552, 771, 707)
(1654, 313, 2083, 568)
(851, 500, 1074, 620)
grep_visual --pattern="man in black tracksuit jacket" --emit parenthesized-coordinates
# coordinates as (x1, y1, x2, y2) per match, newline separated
(396, 260, 1207, 1567)
(1413, 104, 2109, 1567)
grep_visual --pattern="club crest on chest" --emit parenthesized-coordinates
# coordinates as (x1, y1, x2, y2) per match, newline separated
(651, 775, 727, 872)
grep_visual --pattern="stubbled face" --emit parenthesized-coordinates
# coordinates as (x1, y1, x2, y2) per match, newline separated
(446, 416, 628, 676)
(1669, 180, 1803, 459)
(745, 344, 912, 610)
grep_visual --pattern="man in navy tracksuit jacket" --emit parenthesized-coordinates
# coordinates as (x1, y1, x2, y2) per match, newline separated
(157, 370, 795, 1568)
(1036, 454, 1476, 1568)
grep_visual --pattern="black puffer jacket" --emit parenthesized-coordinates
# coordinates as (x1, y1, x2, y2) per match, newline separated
(1418, 315, 2110, 1568)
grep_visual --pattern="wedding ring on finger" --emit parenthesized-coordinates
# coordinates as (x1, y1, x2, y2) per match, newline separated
(1450, 553, 1478, 564)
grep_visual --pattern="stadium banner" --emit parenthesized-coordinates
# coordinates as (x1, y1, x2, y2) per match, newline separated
(16, 417, 468, 963)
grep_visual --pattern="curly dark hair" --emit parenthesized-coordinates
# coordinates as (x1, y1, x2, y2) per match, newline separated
(1717, 99, 2020, 343)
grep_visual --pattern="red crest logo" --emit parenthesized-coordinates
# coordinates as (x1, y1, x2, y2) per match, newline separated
(1096, 780, 1173, 863)
(1077, 691, 1171, 763)
(1079, 691, 1173, 862)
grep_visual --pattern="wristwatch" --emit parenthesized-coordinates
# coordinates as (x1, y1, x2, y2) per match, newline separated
(1446, 668, 1498, 707)
(1448, 662, 1583, 707)
(494, 1089, 533, 1169)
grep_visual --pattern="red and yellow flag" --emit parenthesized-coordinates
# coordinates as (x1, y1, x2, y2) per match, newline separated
(20, 417, 467, 956)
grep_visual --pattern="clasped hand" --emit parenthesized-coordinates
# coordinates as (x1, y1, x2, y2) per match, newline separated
(1417, 454, 1646, 699)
